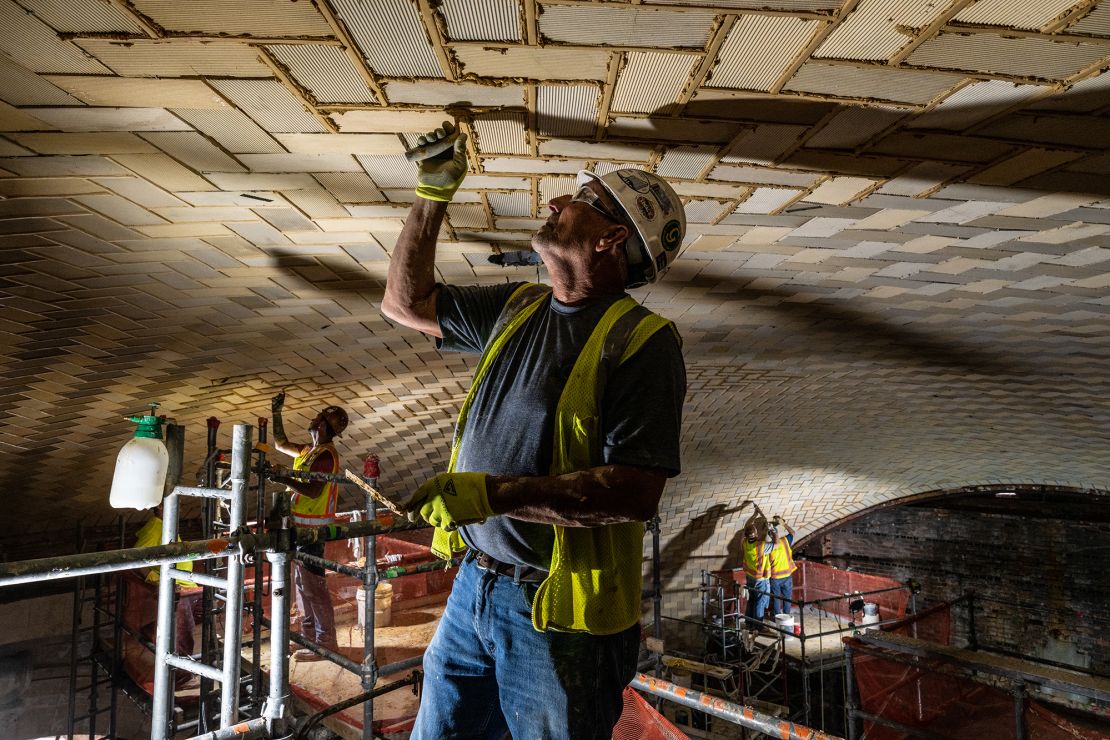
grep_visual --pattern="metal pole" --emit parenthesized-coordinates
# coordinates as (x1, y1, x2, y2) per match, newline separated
(0, 539, 236, 587)
(650, 516, 662, 641)
(218, 424, 251, 726)
(264, 549, 291, 739)
(251, 417, 267, 709)
(843, 642, 859, 740)
(189, 716, 268, 740)
(362, 464, 379, 739)
(109, 516, 124, 740)
(1013, 681, 1027, 740)
(67, 524, 82, 740)
(201, 416, 220, 734)
(152, 493, 181, 740)
(630, 673, 844, 740)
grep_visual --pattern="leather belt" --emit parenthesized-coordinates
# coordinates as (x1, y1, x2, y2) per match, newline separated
(473, 551, 548, 583)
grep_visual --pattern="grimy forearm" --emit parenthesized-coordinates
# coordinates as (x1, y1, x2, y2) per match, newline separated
(487, 465, 664, 528)
(271, 411, 286, 443)
(384, 198, 448, 321)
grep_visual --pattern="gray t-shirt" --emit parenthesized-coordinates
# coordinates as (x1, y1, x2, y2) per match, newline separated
(437, 282, 686, 570)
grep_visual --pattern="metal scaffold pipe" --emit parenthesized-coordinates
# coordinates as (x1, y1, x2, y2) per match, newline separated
(630, 673, 845, 740)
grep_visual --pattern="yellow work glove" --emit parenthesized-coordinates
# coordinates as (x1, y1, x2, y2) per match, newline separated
(407, 472, 492, 531)
(413, 121, 469, 202)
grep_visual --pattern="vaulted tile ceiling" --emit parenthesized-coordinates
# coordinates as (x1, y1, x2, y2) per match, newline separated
(1, 1, 1108, 582)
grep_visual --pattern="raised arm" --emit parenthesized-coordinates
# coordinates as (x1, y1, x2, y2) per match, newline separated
(381, 123, 469, 338)
(270, 391, 303, 457)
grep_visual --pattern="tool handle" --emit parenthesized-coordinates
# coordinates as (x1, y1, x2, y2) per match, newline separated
(404, 134, 458, 162)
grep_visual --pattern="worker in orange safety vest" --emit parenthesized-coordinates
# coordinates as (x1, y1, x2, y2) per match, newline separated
(767, 514, 797, 618)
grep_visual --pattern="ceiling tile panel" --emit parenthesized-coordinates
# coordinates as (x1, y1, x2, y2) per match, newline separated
(657, 146, 717, 180)
(0, 57, 82, 106)
(0, 103, 52, 132)
(954, 0, 1080, 31)
(538, 5, 716, 48)
(357, 154, 420, 189)
(16, 0, 145, 33)
(684, 199, 730, 223)
(539, 175, 575, 203)
(208, 80, 327, 134)
(710, 164, 819, 187)
(47, 76, 230, 109)
(1029, 71, 1110, 113)
(111, 153, 216, 191)
(453, 46, 610, 80)
(804, 104, 906, 149)
(384, 81, 525, 107)
(171, 109, 284, 154)
(333, 0, 442, 78)
(722, 124, 808, 165)
(447, 203, 489, 229)
(239, 153, 362, 173)
(484, 157, 584, 174)
(968, 148, 1083, 185)
(129, 0, 335, 36)
(607, 116, 739, 144)
(612, 52, 697, 113)
(907, 33, 1109, 81)
(1068, 4, 1109, 36)
(473, 113, 529, 155)
(538, 140, 653, 161)
(878, 162, 970, 196)
(27, 107, 191, 132)
(646, 0, 839, 7)
(141, 132, 246, 173)
(0, 0, 109, 74)
(314, 172, 385, 202)
(276, 133, 403, 155)
(332, 109, 451, 133)
(441, 0, 522, 41)
(815, 0, 949, 62)
(266, 45, 378, 104)
(487, 192, 531, 217)
(730, 187, 803, 214)
(76, 39, 271, 77)
(907, 80, 1047, 130)
(11, 133, 156, 155)
(803, 176, 877, 204)
(784, 63, 960, 104)
(708, 15, 821, 90)
(537, 85, 599, 138)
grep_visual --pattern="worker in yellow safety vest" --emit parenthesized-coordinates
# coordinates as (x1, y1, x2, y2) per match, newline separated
(741, 504, 773, 623)
(271, 391, 348, 661)
(768, 515, 797, 618)
(383, 121, 687, 739)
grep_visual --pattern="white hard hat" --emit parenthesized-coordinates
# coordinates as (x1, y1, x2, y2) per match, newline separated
(577, 169, 686, 288)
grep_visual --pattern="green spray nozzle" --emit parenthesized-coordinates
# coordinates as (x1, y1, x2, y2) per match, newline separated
(126, 402, 165, 440)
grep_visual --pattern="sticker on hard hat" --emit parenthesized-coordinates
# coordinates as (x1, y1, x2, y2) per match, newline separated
(661, 220, 682, 251)
(618, 171, 652, 193)
(649, 183, 674, 215)
(636, 196, 656, 221)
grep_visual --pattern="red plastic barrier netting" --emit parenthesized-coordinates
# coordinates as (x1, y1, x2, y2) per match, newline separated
(612, 687, 689, 740)
(794, 561, 909, 621)
(850, 644, 1110, 740)
(884, 600, 951, 645)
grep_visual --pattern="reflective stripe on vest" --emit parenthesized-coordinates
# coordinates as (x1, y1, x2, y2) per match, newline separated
(290, 443, 340, 525)
(742, 539, 770, 579)
(432, 282, 678, 635)
(769, 537, 796, 579)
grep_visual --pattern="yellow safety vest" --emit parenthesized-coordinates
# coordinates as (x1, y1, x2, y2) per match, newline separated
(290, 443, 339, 526)
(135, 516, 197, 588)
(742, 540, 770, 579)
(432, 283, 678, 635)
(769, 536, 796, 579)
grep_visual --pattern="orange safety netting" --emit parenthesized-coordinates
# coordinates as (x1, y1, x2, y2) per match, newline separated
(883, 599, 951, 645)
(793, 560, 909, 622)
(612, 687, 689, 740)
(849, 640, 1110, 740)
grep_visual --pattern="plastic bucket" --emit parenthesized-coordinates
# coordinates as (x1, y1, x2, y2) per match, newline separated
(862, 602, 880, 629)
(356, 582, 393, 628)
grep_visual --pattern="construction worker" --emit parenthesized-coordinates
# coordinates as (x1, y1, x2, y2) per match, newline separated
(382, 122, 686, 739)
(741, 504, 772, 623)
(767, 515, 797, 618)
(270, 391, 348, 661)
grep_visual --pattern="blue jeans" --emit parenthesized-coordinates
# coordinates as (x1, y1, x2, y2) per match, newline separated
(769, 576, 793, 617)
(412, 556, 640, 739)
(745, 576, 769, 621)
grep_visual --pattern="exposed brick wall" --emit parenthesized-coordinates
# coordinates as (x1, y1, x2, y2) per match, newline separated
(797, 505, 1110, 674)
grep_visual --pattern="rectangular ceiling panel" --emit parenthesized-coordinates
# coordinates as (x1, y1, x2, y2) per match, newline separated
(816, 0, 948, 62)
(11, 133, 156, 155)
(538, 140, 652, 161)
(239, 153, 362, 172)
(709, 164, 818, 187)
(76, 39, 271, 77)
(608, 116, 740, 144)
(28, 107, 192, 132)
(383, 81, 525, 107)
(803, 176, 876, 205)
(315, 172, 385, 202)
(473, 113, 529, 155)
(447, 203, 489, 229)
(784, 63, 960, 104)
(540, 175, 575, 203)
(878, 162, 970, 196)
(0, 0, 109, 74)
(1069, 4, 1109, 36)
(208, 80, 327, 133)
(684, 199, 730, 223)
(441, 0, 522, 41)
(332, 0, 442, 78)
(954, 0, 1079, 31)
(646, 0, 839, 7)
(111, 153, 216, 190)
(357, 155, 420, 189)
(130, 0, 335, 36)
(452, 46, 610, 80)
(487, 192, 531, 217)
(171, 109, 284, 154)
(537, 85, 599, 138)
(333, 109, 452, 133)
(708, 15, 821, 91)
(47, 76, 230, 109)
(907, 33, 1108, 81)
(538, 5, 716, 48)
(1028, 71, 1110, 113)
(267, 45, 378, 104)
(611, 52, 697, 114)
(657, 146, 717, 180)
(141, 132, 246, 172)
(732, 187, 803, 214)
(276, 134, 403, 155)
(17, 0, 146, 33)
(484, 157, 584, 174)
(907, 80, 1046, 130)
(721, 124, 808, 165)
(968, 148, 1082, 186)
(0, 102, 52, 132)
(804, 104, 906, 149)
(0, 57, 81, 106)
